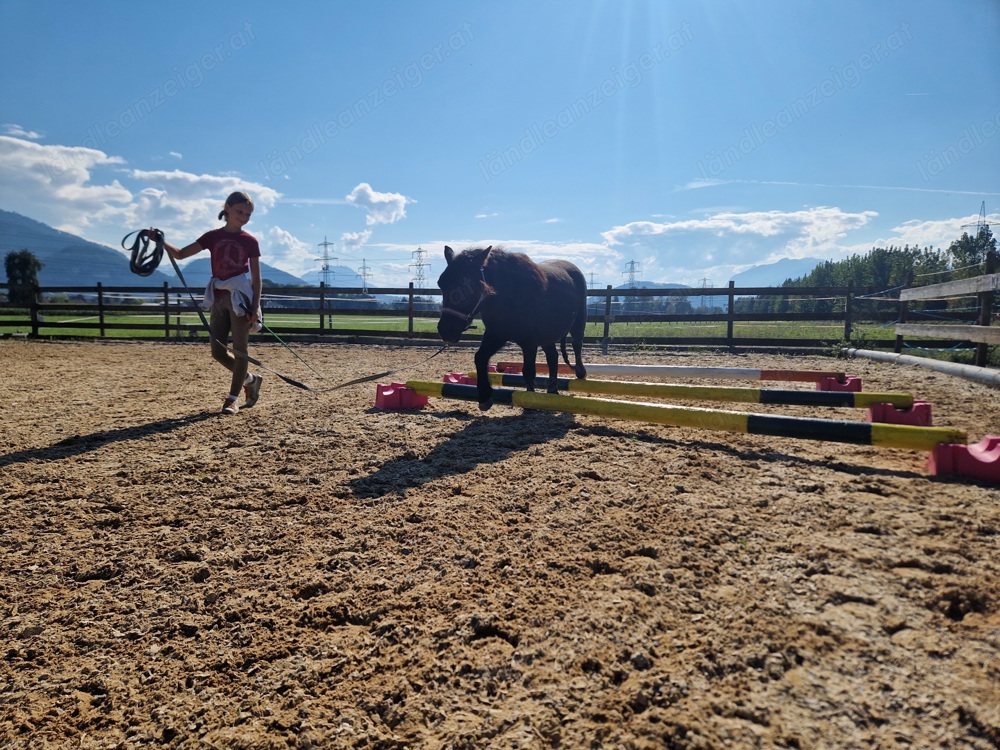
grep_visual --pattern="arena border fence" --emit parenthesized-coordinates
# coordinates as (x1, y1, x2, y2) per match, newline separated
(3, 280, 989, 354)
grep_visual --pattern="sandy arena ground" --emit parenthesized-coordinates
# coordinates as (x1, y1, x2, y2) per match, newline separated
(1, 339, 998, 749)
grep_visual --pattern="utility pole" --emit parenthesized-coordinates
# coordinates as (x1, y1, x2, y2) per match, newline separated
(623, 260, 640, 288)
(699, 277, 714, 311)
(622, 261, 640, 313)
(358, 259, 373, 295)
(315, 236, 336, 288)
(316, 236, 337, 327)
(409, 247, 430, 287)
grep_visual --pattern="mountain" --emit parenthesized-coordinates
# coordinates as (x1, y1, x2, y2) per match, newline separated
(297, 265, 369, 288)
(0, 209, 173, 287)
(163, 258, 309, 289)
(729, 257, 825, 288)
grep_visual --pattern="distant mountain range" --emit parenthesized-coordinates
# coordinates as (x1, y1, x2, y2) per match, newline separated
(0, 209, 175, 288)
(611, 257, 827, 292)
(1, 208, 826, 291)
(0, 209, 318, 289)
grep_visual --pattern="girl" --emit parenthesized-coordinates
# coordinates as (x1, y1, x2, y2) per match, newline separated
(155, 191, 264, 415)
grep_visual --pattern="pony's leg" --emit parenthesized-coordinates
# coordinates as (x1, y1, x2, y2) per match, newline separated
(522, 345, 540, 392)
(572, 331, 586, 380)
(474, 335, 506, 410)
(570, 317, 587, 380)
(540, 343, 560, 393)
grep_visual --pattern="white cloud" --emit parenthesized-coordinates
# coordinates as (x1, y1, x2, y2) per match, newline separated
(875, 213, 1000, 251)
(3, 124, 43, 140)
(595, 207, 884, 285)
(0, 135, 288, 254)
(345, 182, 412, 226)
(265, 226, 318, 275)
(127, 168, 280, 241)
(340, 230, 372, 251)
(602, 206, 877, 263)
(0, 135, 132, 233)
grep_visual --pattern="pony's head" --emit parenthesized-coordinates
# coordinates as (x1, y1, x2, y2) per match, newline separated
(436, 245, 495, 342)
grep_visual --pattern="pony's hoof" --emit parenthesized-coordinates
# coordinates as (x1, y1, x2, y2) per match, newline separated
(479, 400, 493, 412)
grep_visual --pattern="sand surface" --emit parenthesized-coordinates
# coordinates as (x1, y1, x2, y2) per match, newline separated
(2, 340, 998, 749)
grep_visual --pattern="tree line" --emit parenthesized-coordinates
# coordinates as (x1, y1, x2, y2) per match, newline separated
(735, 227, 997, 319)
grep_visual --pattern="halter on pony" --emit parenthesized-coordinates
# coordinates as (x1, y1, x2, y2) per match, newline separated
(439, 265, 490, 331)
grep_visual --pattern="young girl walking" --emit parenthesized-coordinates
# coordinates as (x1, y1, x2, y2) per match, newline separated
(154, 191, 264, 415)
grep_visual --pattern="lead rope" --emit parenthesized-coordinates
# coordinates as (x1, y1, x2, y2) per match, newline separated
(124, 228, 450, 393)
(122, 229, 164, 276)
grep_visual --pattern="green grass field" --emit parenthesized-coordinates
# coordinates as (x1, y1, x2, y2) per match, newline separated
(0, 309, 896, 344)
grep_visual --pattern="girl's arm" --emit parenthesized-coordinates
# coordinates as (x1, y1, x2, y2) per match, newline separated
(164, 239, 204, 260)
(248, 255, 263, 323)
(149, 229, 203, 260)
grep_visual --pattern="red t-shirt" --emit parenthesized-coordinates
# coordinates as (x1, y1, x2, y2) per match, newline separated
(196, 228, 261, 281)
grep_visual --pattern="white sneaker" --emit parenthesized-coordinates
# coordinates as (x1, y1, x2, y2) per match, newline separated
(243, 374, 263, 408)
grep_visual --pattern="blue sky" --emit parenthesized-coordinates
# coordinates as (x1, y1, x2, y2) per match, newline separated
(1, 0, 998, 288)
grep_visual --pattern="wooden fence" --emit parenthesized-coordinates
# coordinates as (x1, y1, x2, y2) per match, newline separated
(0, 279, 995, 354)
(894, 251, 999, 366)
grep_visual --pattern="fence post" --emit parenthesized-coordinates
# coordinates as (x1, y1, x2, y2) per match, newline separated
(894, 272, 913, 354)
(975, 249, 997, 367)
(30, 292, 40, 337)
(97, 282, 106, 338)
(602, 285, 613, 355)
(163, 283, 170, 339)
(408, 282, 415, 335)
(319, 282, 326, 331)
(844, 282, 854, 343)
(726, 281, 735, 349)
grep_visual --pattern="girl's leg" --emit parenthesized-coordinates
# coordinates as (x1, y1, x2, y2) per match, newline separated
(209, 297, 235, 375)
(228, 306, 251, 398)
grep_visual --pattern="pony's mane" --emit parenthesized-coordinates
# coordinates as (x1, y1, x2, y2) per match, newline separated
(475, 245, 547, 287)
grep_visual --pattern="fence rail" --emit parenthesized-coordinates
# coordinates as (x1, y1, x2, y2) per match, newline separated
(0, 279, 995, 354)
(894, 251, 998, 365)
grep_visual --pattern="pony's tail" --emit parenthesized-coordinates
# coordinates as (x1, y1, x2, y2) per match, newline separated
(561, 334, 587, 380)
(560, 336, 570, 367)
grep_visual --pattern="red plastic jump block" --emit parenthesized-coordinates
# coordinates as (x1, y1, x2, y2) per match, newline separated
(374, 383, 428, 410)
(867, 400, 933, 426)
(443, 372, 477, 384)
(817, 375, 862, 392)
(928, 436, 1000, 484)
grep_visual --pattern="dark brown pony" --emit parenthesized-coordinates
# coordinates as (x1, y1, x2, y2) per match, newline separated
(436, 245, 587, 410)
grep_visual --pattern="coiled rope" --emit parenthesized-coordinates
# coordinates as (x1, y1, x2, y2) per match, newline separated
(122, 229, 164, 276)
